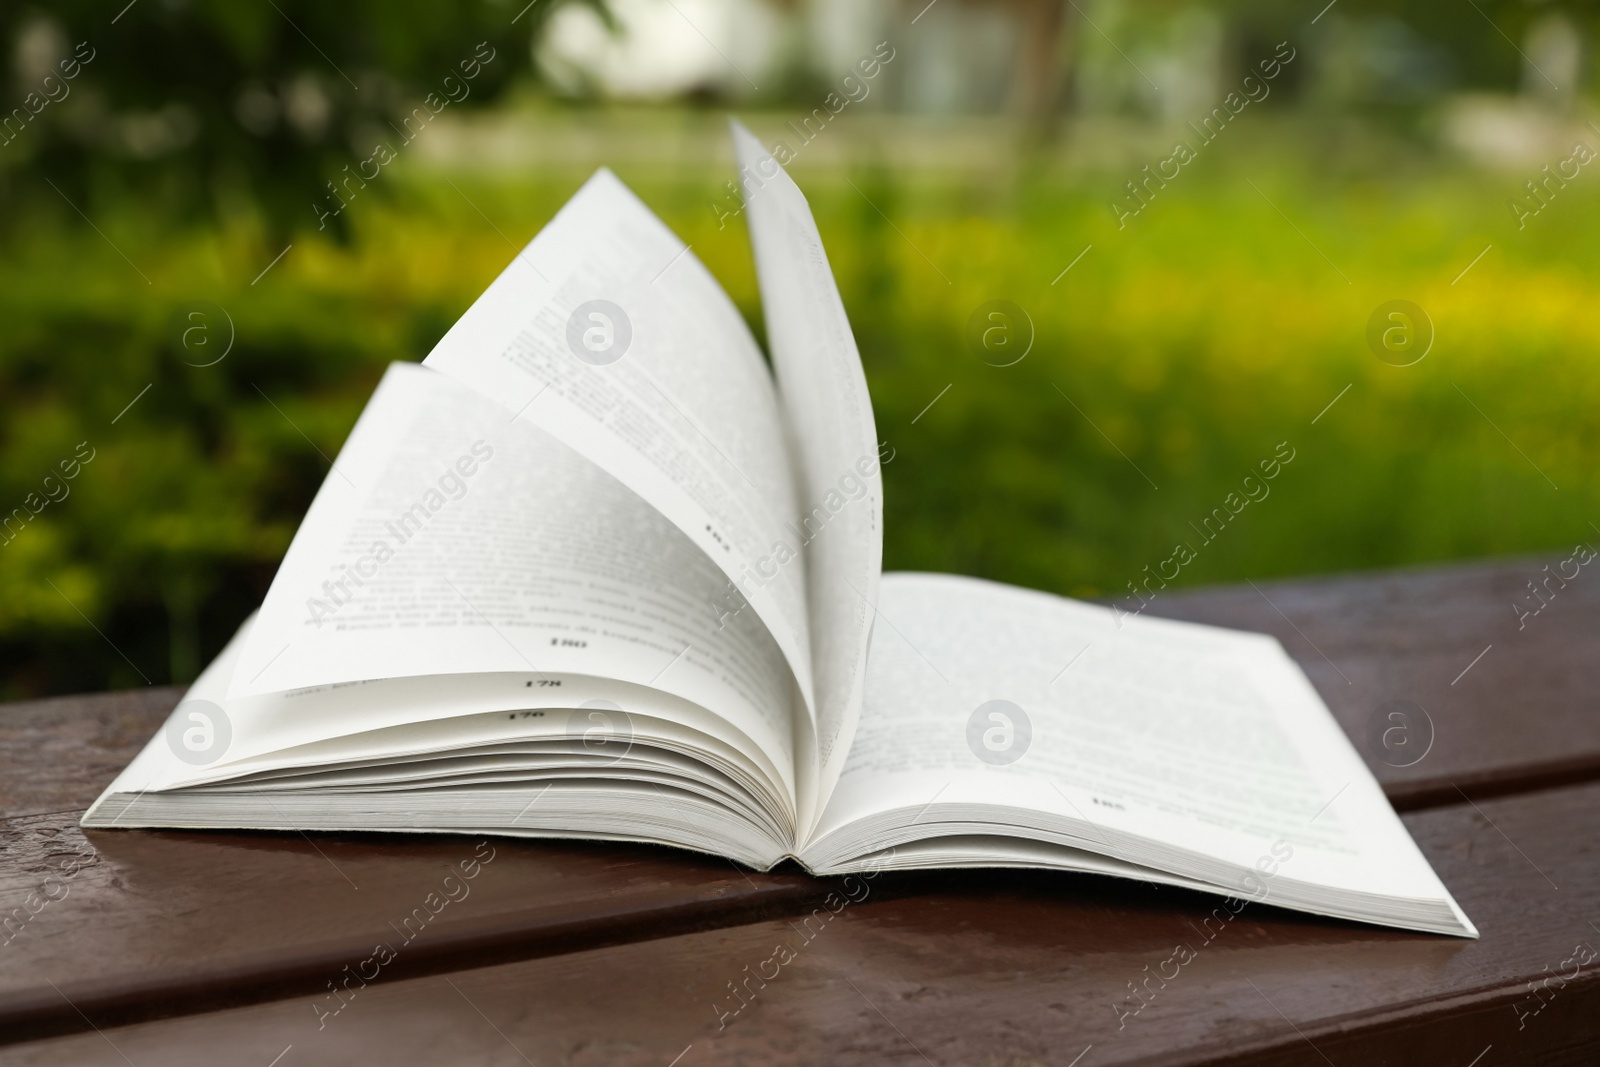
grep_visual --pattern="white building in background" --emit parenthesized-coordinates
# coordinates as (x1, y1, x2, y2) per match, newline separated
(517, 0, 1594, 137)
(806, 0, 894, 84)
(533, 0, 1072, 120)
(537, 0, 787, 99)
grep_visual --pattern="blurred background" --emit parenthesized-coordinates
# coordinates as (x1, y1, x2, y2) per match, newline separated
(1, 0, 1597, 698)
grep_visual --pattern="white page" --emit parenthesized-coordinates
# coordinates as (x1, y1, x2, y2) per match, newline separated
(812, 573, 1465, 910)
(227, 363, 796, 782)
(97, 611, 794, 834)
(421, 168, 814, 715)
(731, 121, 884, 831)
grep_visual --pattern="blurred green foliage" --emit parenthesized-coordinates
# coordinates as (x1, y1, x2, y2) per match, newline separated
(4, 0, 1600, 696)
(0, 0, 595, 231)
(3, 107, 1598, 698)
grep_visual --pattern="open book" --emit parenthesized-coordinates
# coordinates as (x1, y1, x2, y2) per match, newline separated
(85, 123, 1476, 938)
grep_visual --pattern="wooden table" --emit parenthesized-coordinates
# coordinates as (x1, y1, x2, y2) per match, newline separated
(1, 557, 1596, 1066)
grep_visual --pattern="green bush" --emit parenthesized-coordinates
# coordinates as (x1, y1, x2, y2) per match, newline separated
(2, 113, 1596, 697)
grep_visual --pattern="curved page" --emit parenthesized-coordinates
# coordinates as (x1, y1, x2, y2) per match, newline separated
(227, 363, 795, 789)
(806, 572, 1473, 935)
(421, 168, 815, 716)
(731, 121, 884, 827)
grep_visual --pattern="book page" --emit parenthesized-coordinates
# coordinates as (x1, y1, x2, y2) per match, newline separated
(104, 617, 792, 815)
(809, 573, 1459, 908)
(90, 639, 797, 865)
(421, 168, 815, 715)
(731, 122, 883, 829)
(227, 363, 797, 785)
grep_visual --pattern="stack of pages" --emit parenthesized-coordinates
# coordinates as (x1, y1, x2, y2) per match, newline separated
(86, 123, 1475, 938)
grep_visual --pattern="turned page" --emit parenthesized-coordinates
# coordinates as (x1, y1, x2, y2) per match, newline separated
(810, 573, 1459, 906)
(422, 168, 815, 714)
(732, 122, 883, 827)
(228, 363, 797, 781)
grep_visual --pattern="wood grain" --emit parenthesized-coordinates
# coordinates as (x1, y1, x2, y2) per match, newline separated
(2, 780, 1596, 1066)
(0, 816, 825, 1043)
(1, 557, 1596, 1056)
(0, 687, 179, 820)
(1146, 555, 1600, 809)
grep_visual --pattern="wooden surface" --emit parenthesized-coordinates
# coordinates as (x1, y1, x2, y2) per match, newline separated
(1148, 556, 1600, 809)
(6, 785, 1597, 1067)
(1, 556, 1596, 1065)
